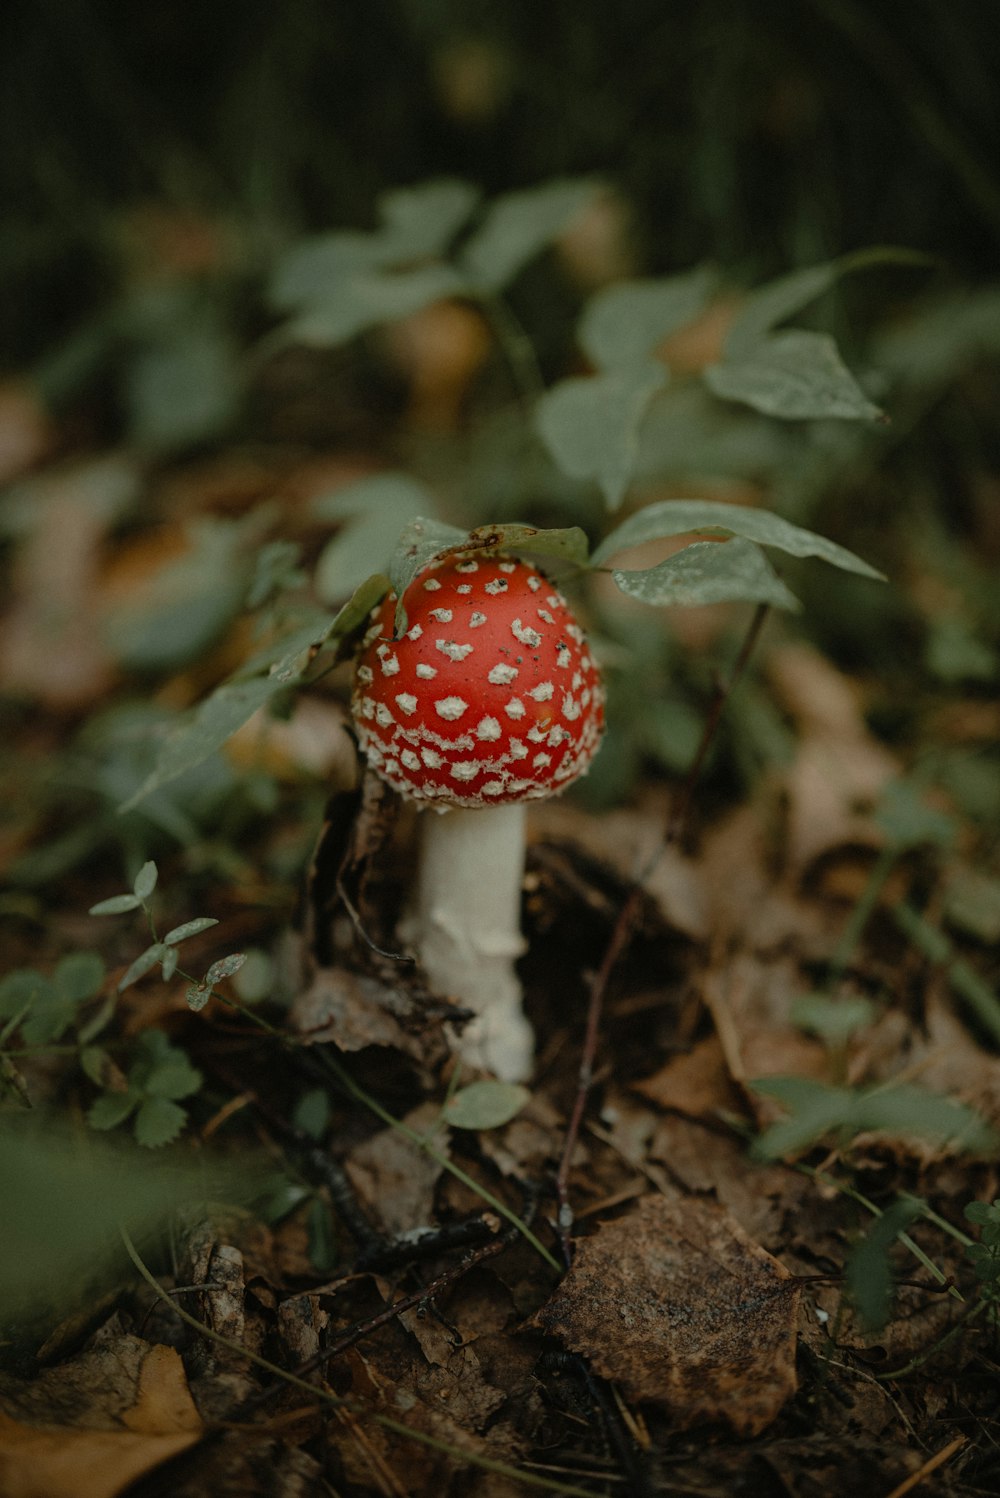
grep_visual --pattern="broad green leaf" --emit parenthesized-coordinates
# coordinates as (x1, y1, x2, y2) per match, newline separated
(270, 180, 479, 314)
(591, 497, 884, 579)
(724, 246, 933, 359)
(705, 330, 883, 422)
(79, 1045, 111, 1086)
(965, 1201, 999, 1226)
(460, 177, 599, 292)
(791, 993, 875, 1048)
(133, 1097, 189, 1148)
(126, 323, 240, 451)
(238, 613, 339, 678)
(163, 917, 220, 946)
(377, 177, 481, 261)
(579, 268, 715, 370)
(117, 943, 168, 993)
(875, 780, 957, 850)
(269, 231, 396, 312)
(0, 970, 48, 1019)
(120, 673, 291, 812)
(612, 538, 800, 611)
(294, 1087, 331, 1140)
(1, 1118, 266, 1316)
(89, 892, 142, 916)
(845, 1197, 926, 1331)
(388, 515, 471, 634)
(856, 1085, 996, 1151)
(535, 362, 668, 510)
(314, 473, 437, 603)
(132, 860, 158, 902)
(103, 518, 250, 672)
(463, 521, 591, 568)
(160, 948, 179, 982)
(87, 1091, 140, 1132)
(750, 1077, 856, 1159)
(443, 1080, 531, 1131)
(204, 953, 247, 986)
(53, 952, 105, 1004)
(290, 263, 466, 346)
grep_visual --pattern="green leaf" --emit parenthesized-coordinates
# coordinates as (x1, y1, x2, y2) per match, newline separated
(791, 994, 876, 1048)
(204, 952, 247, 986)
(328, 571, 392, 644)
(443, 1080, 531, 1131)
(120, 673, 292, 812)
(376, 177, 481, 261)
(54, 952, 106, 1003)
(965, 1201, 999, 1226)
(0, 969, 49, 1020)
(460, 177, 598, 292)
(132, 860, 158, 902)
(160, 947, 179, 982)
(163, 917, 220, 946)
(591, 497, 884, 579)
(314, 473, 437, 603)
(293, 1087, 331, 1140)
(856, 1085, 996, 1152)
(612, 538, 801, 611)
(141, 1051, 202, 1102)
(133, 1096, 189, 1148)
(1, 1117, 267, 1317)
(462, 521, 591, 568)
(705, 331, 883, 422)
(186, 983, 210, 1012)
(388, 515, 471, 633)
(79, 1045, 111, 1086)
(749, 1077, 857, 1160)
(845, 1197, 926, 1332)
(535, 362, 668, 510)
(874, 781, 957, 850)
(579, 268, 715, 370)
(89, 893, 142, 916)
(290, 263, 467, 346)
(117, 943, 168, 993)
(269, 179, 479, 314)
(126, 323, 240, 451)
(103, 518, 251, 672)
(87, 1090, 140, 1132)
(724, 246, 933, 359)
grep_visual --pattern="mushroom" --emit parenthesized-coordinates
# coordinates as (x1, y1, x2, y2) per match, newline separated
(351, 550, 605, 1081)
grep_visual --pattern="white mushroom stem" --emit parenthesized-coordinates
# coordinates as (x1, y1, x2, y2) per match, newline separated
(400, 802, 533, 1082)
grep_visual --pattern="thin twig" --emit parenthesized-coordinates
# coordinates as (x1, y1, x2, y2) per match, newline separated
(554, 604, 771, 1264)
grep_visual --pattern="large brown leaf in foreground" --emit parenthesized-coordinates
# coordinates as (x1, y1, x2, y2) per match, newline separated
(532, 1194, 799, 1435)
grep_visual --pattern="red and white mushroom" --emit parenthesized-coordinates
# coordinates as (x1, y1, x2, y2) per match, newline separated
(352, 550, 605, 1080)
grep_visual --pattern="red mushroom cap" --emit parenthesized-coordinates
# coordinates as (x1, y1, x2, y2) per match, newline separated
(352, 552, 605, 808)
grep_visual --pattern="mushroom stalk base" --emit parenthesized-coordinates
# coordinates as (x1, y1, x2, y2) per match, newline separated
(403, 802, 532, 1082)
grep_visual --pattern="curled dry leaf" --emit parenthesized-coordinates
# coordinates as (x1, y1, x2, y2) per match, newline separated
(531, 1193, 799, 1435)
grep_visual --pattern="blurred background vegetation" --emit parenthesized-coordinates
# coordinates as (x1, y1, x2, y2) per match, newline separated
(2, 0, 1000, 878)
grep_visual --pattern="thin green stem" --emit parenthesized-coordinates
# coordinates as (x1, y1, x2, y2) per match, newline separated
(828, 845, 898, 981)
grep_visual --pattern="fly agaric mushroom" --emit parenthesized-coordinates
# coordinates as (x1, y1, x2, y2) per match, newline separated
(351, 551, 605, 1081)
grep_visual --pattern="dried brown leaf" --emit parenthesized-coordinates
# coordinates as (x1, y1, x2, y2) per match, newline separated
(531, 1193, 799, 1434)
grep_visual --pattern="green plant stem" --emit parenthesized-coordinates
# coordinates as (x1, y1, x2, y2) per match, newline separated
(828, 845, 898, 981)
(119, 1227, 591, 1496)
(478, 291, 548, 412)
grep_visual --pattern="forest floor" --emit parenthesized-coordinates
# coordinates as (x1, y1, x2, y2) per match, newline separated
(3, 422, 1000, 1498)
